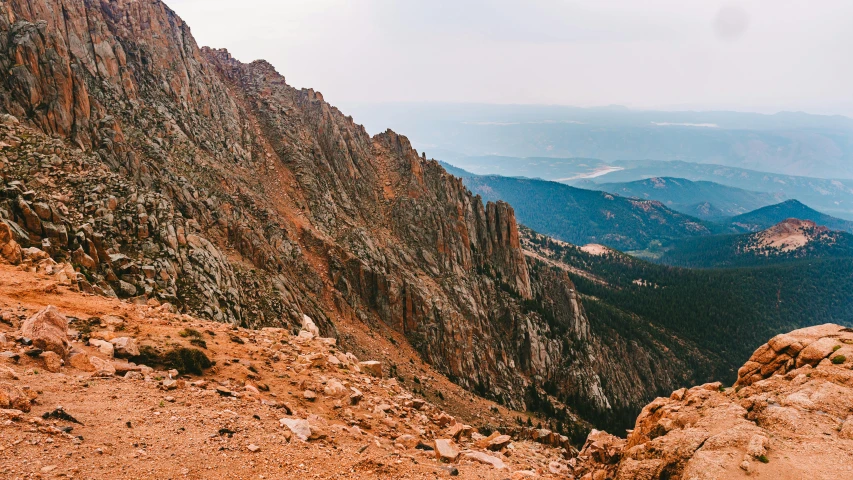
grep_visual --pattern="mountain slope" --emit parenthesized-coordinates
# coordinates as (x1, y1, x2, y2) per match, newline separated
(442, 163, 715, 252)
(728, 200, 853, 233)
(520, 228, 853, 381)
(661, 219, 853, 268)
(590, 177, 783, 219)
(0, 0, 717, 434)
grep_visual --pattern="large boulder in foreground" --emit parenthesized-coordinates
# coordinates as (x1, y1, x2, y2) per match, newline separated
(21, 306, 70, 357)
(572, 324, 853, 480)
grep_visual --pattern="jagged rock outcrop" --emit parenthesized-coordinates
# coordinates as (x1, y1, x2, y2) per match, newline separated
(0, 0, 674, 427)
(573, 324, 853, 479)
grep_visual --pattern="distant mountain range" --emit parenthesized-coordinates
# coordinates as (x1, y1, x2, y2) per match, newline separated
(442, 163, 716, 252)
(435, 155, 853, 220)
(660, 219, 853, 268)
(577, 160, 853, 220)
(445, 163, 853, 262)
(344, 103, 853, 179)
(588, 177, 783, 219)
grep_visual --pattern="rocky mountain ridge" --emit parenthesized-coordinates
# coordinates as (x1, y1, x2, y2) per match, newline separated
(0, 0, 690, 432)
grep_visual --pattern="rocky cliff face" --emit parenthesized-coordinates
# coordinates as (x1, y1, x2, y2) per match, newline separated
(0, 0, 677, 427)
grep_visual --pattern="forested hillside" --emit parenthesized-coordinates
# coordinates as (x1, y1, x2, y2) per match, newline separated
(590, 177, 781, 219)
(728, 200, 853, 233)
(521, 228, 853, 382)
(660, 222, 853, 268)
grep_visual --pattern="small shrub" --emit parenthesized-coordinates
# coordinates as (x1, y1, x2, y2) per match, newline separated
(833, 345, 842, 352)
(831, 355, 846, 365)
(189, 338, 207, 349)
(133, 345, 161, 367)
(758, 455, 769, 464)
(164, 347, 212, 375)
(179, 328, 203, 338)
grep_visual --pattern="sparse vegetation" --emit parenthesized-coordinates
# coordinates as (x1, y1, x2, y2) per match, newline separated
(831, 355, 846, 365)
(164, 347, 212, 375)
(131, 345, 212, 375)
(758, 455, 770, 463)
(179, 328, 203, 338)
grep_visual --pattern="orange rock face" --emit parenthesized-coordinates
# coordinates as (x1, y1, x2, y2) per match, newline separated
(573, 324, 853, 480)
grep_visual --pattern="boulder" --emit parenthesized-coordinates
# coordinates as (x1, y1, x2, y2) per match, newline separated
(21, 306, 69, 357)
(89, 356, 116, 377)
(110, 337, 139, 357)
(89, 339, 115, 357)
(0, 382, 30, 412)
(434, 439, 459, 462)
(300, 314, 319, 337)
(487, 434, 512, 451)
(464, 451, 506, 469)
(39, 351, 62, 372)
(280, 418, 313, 441)
(359, 360, 382, 377)
(349, 387, 363, 405)
(396, 434, 420, 449)
(68, 352, 95, 371)
(0, 366, 18, 380)
(323, 379, 346, 397)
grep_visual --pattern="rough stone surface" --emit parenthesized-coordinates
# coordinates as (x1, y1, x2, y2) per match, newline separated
(0, 382, 30, 412)
(280, 418, 312, 442)
(89, 356, 116, 377)
(0, 222, 21, 264)
(110, 337, 139, 357)
(38, 351, 62, 372)
(21, 306, 69, 357)
(463, 451, 506, 469)
(574, 324, 853, 480)
(359, 361, 382, 378)
(434, 439, 460, 462)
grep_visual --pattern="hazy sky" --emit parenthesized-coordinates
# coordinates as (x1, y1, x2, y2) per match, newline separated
(169, 0, 853, 115)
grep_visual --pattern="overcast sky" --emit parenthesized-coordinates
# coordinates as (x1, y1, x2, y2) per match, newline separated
(168, 0, 853, 115)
